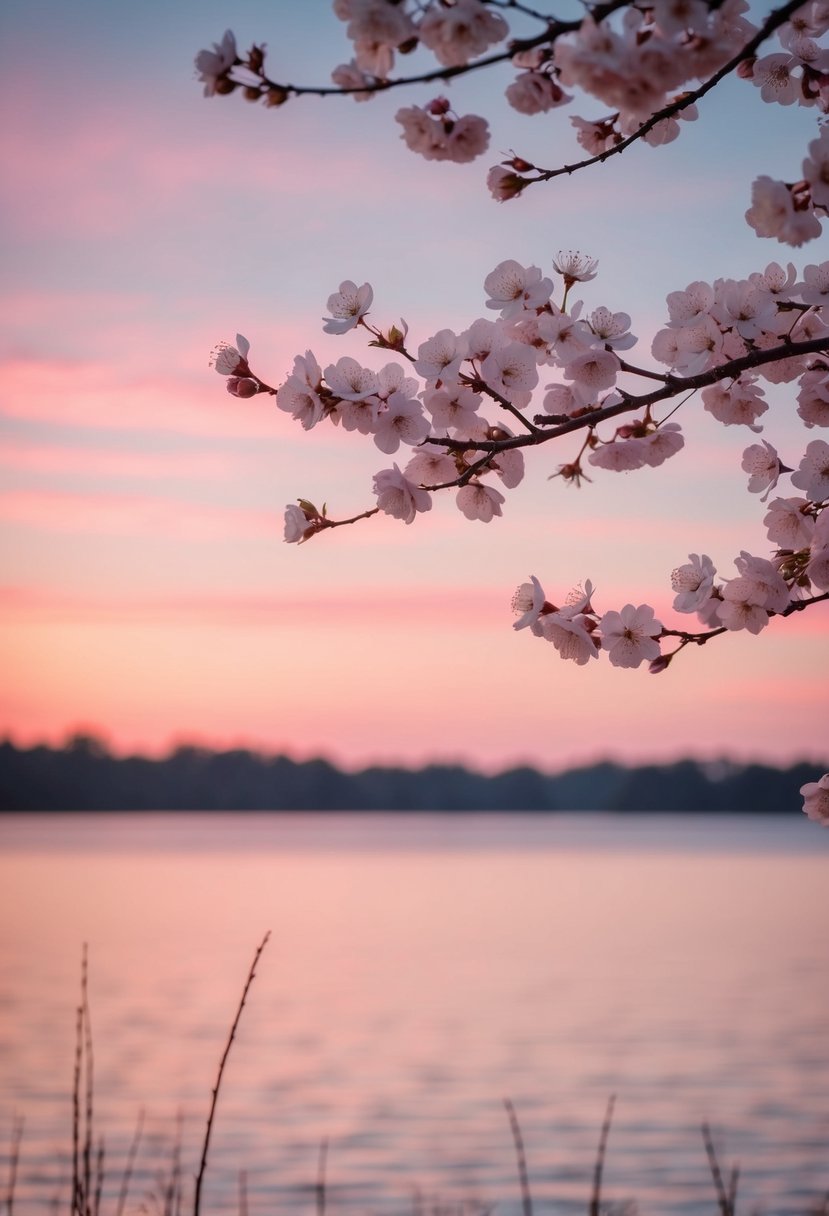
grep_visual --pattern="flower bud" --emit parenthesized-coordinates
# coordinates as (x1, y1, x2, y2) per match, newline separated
(214, 76, 237, 95)
(226, 376, 259, 398)
(427, 96, 451, 116)
(265, 86, 289, 107)
(243, 86, 262, 102)
(648, 653, 672, 674)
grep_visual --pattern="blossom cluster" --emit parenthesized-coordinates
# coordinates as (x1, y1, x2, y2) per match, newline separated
(210, 256, 828, 665)
(196, 0, 829, 243)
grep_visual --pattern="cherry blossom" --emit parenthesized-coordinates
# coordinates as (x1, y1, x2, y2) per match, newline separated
(741, 440, 783, 499)
(671, 554, 716, 612)
(456, 480, 505, 522)
(484, 260, 553, 319)
(791, 439, 829, 499)
(195, 30, 237, 97)
(511, 576, 548, 632)
(418, 0, 508, 68)
(800, 773, 829, 825)
(211, 334, 250, 376)
(599, 604, 663, 668)
(323, 280, 374, 334)
(538, 610, 599, 664)
(200, 4, 829, 727)
(373, 464, 432, 524)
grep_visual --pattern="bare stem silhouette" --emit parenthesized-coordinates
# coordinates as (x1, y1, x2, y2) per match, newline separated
(590, 1095, 616, 1216)
(504, 1098, 533, 1216)
(193, 932, 271, 1216)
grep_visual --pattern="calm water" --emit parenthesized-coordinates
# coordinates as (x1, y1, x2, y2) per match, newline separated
(0, 812, 827, 1216)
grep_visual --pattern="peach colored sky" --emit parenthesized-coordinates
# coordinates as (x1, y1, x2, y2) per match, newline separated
(1, 0, 827, 773)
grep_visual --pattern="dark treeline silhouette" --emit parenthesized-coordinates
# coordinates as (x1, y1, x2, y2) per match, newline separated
(0, 735, 822, 812)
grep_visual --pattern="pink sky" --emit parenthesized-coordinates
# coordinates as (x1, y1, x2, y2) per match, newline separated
(1, 1, 827, 774)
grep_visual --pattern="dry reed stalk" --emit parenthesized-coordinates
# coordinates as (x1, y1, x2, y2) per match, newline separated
(702, 1123, 738, 1216)
(4, 1114, 24, 1216)
(114, 1109, 144, 1216)
(589, 1094, 616, 1216)
(192, 932, 271, 1216)
(503, 1098, 532, 1216)
(316, 1137, 328, 1216)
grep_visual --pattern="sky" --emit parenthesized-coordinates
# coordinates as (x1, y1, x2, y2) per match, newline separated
(0, 0, 827, 774)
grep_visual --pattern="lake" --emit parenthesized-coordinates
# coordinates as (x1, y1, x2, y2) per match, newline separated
(0, 812, 827, 1216)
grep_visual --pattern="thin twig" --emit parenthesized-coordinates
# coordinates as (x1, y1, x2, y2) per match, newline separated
(93, 1140, 104, 1216)
(165, 1114, 183, 1216)
(504, 1098, 533, 1216)
(72, 996, 83, 1216)
(316, 1138, 328, 1216)
(701, 1123, 733, 1216)
(4, 1114, 24, 1216)
(82, 948, 93, 1216)
(115, 1109, 144, 1216)
(589, 1095, 616, 1216)
(193, 932, 271, 1216)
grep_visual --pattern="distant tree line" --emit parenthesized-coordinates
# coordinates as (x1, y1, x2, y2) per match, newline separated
(0, 735, 822, 813)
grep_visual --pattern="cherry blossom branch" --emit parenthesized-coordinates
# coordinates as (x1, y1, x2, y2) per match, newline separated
(514, 0, 806, 190)
(213, 0, 634, 103)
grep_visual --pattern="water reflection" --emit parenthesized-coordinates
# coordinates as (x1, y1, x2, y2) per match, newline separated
(0, 813, 826, 1215)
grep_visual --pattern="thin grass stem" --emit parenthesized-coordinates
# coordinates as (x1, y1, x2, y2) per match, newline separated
(193, 932, 271, 1216)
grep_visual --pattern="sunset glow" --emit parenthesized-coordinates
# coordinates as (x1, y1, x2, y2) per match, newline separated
(1, 0, 827, 773)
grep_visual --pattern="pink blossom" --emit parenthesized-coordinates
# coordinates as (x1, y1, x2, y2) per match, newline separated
(373, 394, 430, 454)
(341, 0, 415, 50)
(324, 356, 379, 402)
(665, 281, 715, 328)
(414, 329, 467, 384)
(445, 114, 491, 163)
(195, 30, 237, 97)
(456, 480, 505, 521)
(486, 166, 528, 201)
(323, 280, 374, 334)
(791, 439, 829, 500)
(490, 446, 525, 488)
(741, 440, 782, 499)
(372, 464, 432, 524)
(419, 0, 508, 67)
(506, 72, 571, 114)
(538, 611, 599, 664)
(283, 503, 318, 544)
(702, 379, 768, 430)
(211, 334, 250, 376)
(552, 250, 598, 285)
(588, 307, 636, 350)
(800, 773, 829, 825)
(481, 341, 539, 406)
(331, 60, 375, 100)
(763, 496, 815, 548)
(484, 259, 553, 318)
(404, 449, 457, 487)
(640, 423, 685, 466)
(423, 383, 482, 431)
(745, 176, 822, 246)
(599, 603, 663, 668)
(806, 541, 829, 590)
(671, 553, 716, 612)
(563, 348, 620, 406)
(732, 550, 790, 611)
(588, 437, 649, 471)
(751, 53, 800, 104)
(716, 586, 770, 633)
(798, 261, 829, 306)
(511, 575, 547, 631)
